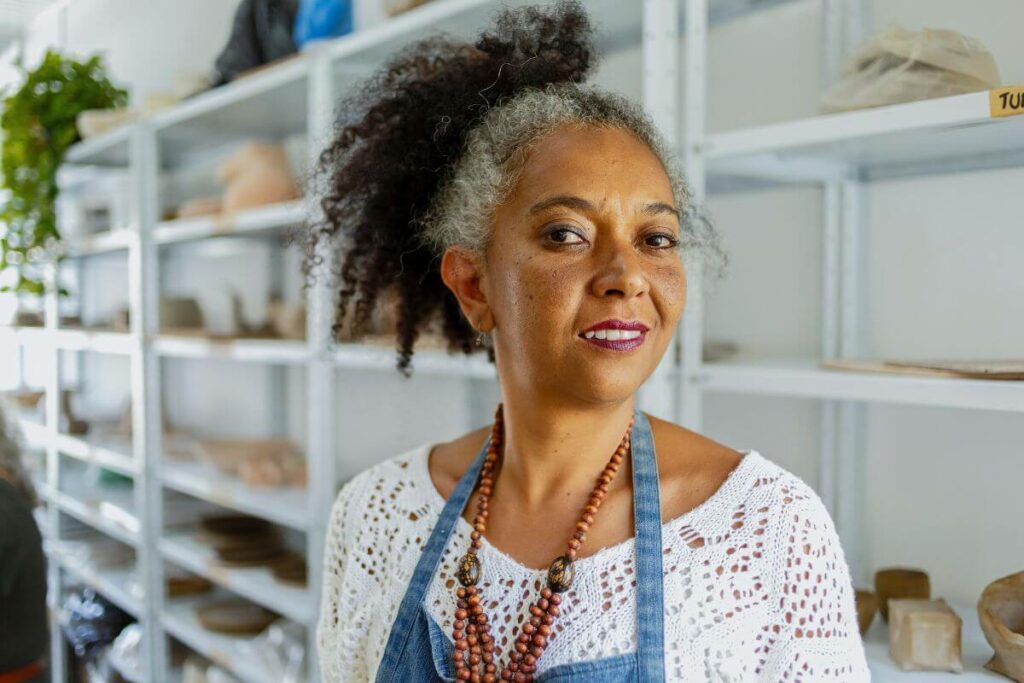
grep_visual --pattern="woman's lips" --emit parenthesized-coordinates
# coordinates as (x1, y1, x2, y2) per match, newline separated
(579, 328, 647, 351)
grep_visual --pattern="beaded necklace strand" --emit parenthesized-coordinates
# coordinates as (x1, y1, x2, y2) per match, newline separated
(451, 403, 635, 682)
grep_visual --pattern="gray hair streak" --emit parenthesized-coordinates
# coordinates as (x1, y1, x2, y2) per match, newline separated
(418, 81, 728, 282)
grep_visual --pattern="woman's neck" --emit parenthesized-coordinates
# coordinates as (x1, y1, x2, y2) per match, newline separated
(492, 395, 637, 508)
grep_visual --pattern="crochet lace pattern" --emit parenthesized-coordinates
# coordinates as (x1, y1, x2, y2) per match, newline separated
(317, 444, 871, 681)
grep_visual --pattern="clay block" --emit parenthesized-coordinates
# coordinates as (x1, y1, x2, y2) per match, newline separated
(875, 567, 931, 622)
(889, 598, 963, 672)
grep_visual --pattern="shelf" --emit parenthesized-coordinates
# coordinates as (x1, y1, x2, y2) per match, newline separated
(160, 458, 309, 531)
(154, 200, 306, 245)
(0, 325, 48, 347)
(696, 357, 1024, 413)
(54, 471, 140, 547)
(333, 341, 496, 378)
(153, 334, 310, 364)
(329, 0, 640, 75)
(160, 531, 314, 624)
(53, 328, 135, 354)
(863, 600, 1004, 681)
(161, 596, 279, 683)
(15, 415, 49, 449)
(55, 432, 137, 477)
(47, 540, 143, 618)
(64, 125, 133, 167)
(151, 56, 308, 165)
(705, 91, 1024, 187)
(63, 228, 135, 257)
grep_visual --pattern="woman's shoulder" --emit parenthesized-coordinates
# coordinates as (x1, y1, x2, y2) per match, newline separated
(644, 414, 835, 535)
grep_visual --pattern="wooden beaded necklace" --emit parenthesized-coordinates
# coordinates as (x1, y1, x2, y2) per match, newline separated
(452, 403, 635, 682)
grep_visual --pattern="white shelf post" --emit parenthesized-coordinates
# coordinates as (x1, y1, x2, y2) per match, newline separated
(680, 0, 709, 430)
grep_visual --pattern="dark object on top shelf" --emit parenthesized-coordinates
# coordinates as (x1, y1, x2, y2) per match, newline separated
(210, 0, 300, 89)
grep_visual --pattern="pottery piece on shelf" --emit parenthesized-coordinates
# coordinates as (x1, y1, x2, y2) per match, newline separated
(14, 310, 44, 327)
(978, 570, 1024, 682)
(167, 574, 213, 598)
(11, 390, 44, 411)
(195, 599, 277, 635)
(889, 598, 963, 672)
(855, 589, 879, 635)
(271, 551, 308, 587)
(267, 298, 306, 340)
(175, 195, 223, 219)
(76, 107, 137, 139)
(215, 141, 300, 213)
(159, 297, 203, 331)
(60, 390, 89, 435)
(335, 284, 400, 341)
(196, 438, 307, 488)
(875, 567, 931, 622)
(199, 514, 272, 540)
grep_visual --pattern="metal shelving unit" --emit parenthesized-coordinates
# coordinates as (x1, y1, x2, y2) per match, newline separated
(681, 1, 1020, 680)
(5, 0, 1019, 680)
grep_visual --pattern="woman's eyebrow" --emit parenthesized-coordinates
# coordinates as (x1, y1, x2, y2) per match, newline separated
(528, 195, 680, 219)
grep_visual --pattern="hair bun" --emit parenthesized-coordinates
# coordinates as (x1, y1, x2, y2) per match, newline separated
(470, 0, 596, 108)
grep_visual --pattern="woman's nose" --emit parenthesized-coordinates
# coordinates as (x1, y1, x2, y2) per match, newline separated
(590, 242, 648, 299)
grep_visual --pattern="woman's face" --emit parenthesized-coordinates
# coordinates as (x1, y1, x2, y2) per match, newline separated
(478, 123, 687, 405)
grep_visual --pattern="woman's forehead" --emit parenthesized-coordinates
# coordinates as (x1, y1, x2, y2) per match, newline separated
(506, 125, 675, 214)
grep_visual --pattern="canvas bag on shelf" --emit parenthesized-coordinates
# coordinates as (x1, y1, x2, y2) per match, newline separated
(820, 25, 1001, 113)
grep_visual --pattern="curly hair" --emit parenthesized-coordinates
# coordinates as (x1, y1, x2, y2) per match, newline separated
(298, 0, 726, 376)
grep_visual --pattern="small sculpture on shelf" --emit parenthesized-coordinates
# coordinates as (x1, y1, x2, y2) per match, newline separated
(978, 570, 1024, 682)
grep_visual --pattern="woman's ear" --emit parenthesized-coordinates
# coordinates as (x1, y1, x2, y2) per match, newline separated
(440, 246, 494, 332)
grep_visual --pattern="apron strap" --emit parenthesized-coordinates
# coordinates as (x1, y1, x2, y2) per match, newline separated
(375, 435, 492, 682)
(631, 409, 667, 683)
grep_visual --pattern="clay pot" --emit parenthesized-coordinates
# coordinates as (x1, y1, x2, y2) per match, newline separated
(978, 571, 1024, 682)
(856, 589, 879, 635)
(875, 567, 931, 623)
(216, 141, 300, 213)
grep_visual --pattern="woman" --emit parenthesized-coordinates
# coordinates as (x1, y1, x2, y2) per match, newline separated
(311, 1, 869, 680)
(0, 404, 48, 683)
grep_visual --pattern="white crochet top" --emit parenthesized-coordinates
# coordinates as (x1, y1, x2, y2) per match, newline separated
(317, 443, 871, 682)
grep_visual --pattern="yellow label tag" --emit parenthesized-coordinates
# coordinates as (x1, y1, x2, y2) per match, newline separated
(990, 86, 1024, 118)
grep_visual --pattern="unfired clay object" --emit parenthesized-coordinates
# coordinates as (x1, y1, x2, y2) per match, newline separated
(216, 141, 300, 213)
(175, 195, 223, 219)
(197, 438, 307, 488)
(159, 297, 203, 331)
(856, 589, 879, 635)
(196, 599, 277, 635)
(978, 571, 1024, 682)
(267, 299, 306, 340)
(889, 598, 963, 672)
(876, 567, 931, 622)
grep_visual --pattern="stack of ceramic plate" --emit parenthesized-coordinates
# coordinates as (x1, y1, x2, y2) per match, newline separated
(197, 514, 286, 568)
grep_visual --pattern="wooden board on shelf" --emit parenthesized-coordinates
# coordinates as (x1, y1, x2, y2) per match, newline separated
(822, 358, 1024, 381)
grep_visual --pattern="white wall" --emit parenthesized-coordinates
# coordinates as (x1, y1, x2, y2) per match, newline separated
(7, 0, 1022, 608)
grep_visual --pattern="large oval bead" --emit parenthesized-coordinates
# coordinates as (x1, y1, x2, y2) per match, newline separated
(456, 552, 481, 586)
(547, 555, 575, 593)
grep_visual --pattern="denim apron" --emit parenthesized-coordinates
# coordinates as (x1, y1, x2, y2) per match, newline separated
(375, 409, 666, 682)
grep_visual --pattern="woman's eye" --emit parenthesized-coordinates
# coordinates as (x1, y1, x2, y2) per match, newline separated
(645, 233, 680, 249)
(546, 227, 586, 245)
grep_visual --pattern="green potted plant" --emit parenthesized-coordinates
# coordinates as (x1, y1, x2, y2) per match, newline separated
(0, 49, 128, 294)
